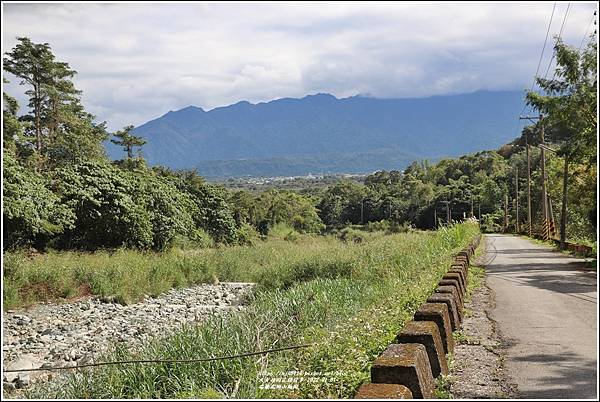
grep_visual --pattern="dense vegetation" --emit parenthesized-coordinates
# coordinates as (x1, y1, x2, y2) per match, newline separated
(2, 33, 595, 401)
(3, 37, 596, 289)
(29, 223, 479, 399)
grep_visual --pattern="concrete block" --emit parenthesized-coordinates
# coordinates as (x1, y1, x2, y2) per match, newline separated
(436, 285, 463, 309)
(354, 383, 413, 399)
(439, 278, 464, 299)
(414, 303, 454, 355)
(447, 268, 467, 290)
(371, 343, 435, 399)
(455, 255, 469, 266)
(443, 272, 465, 296)
(451, 262, 468, 277)
(395, 321, 448, 377)
(427, 293, 461, 330)
(457, 251, 470, 265)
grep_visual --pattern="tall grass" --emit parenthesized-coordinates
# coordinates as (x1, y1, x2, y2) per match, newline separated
(27, 222, 480, 399)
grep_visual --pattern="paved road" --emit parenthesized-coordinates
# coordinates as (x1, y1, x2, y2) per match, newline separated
(484, 234, 597, 399)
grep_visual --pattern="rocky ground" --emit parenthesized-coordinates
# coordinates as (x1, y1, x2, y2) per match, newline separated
(2, 282, 254, 394)
(449, 242, 518, 399)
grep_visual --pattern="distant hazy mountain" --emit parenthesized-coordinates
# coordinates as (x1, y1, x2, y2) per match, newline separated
(106, 90, 525, 177)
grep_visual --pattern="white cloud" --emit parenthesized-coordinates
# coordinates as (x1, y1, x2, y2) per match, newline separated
(2, 2, 597, 130)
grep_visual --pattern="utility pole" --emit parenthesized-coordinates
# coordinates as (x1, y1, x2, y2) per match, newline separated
(520, 114, 543, 237)
(434, 209, 437, 228)
(560, 156, 569, 249)
(470, 196, 474, 218)
(504, 192, 509, 232)
(439, 200, 450, 226)
(526, 139, 532, 236)
(360, 199, 364, 225)
(515, 167, 519, 233)
(540, 119, 548, 229)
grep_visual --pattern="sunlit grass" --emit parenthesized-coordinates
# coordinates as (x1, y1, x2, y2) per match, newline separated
(25, 222, 480, 399)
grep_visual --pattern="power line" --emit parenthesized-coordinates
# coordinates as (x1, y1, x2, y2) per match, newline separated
(578, 11, 597, 53)
(530, 2, 558, 94)
(543, 2, 573, 80)
(2, 343, 315, 373)
(516, 3, 557, 136)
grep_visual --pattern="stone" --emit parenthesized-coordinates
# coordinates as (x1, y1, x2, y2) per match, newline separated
(414, 303, 454, 355)
(3, 282, 256, 391)
(451, 263, 469, 277)
(442, 273, 465, 296)
(354, 383, 413, 399)
(436, 285, 463, 310)
(448, 268, 467, 290)
(439, 278, 464, 299)
(427, 293, 461, 330)
(454, 251, 471, 265)
(395, 321, 448, 377)
(3, 354, 43, 383)
(16, 373, 30, 388)
(3, 381, 16, 392)
(371, 343, 435, 399)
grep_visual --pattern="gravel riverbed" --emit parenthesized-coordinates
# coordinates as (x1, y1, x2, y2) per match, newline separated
(2, 282, 254, 394)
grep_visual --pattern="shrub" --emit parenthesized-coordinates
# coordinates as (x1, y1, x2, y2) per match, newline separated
(236, 223, 260, 246)
(3, 152, 75, 250)
(132, 173, 197, 250)
(365, 219, 390, 232)
(284, 230, 300, 242)
(480, 211, 502, 233)
(337, 227, 365, 243)
(388, 221, 412, 233)
(50, 159, 154, 250)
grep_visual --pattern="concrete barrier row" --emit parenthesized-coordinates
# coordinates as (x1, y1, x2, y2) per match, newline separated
(556, 240, 593, 256)
(355, 233, 482, 399)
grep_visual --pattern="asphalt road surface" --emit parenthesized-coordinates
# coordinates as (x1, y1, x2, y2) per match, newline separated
(484, 234, 597, 399)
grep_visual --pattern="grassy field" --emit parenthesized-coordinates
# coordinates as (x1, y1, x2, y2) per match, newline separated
(21, 222, 479, 399)
(4, 227, 388, 310)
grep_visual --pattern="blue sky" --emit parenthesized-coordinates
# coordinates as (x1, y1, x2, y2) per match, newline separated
(2, 2, 597, 131)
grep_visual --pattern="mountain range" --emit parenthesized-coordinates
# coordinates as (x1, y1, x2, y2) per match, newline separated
(106, 90, 525, 178)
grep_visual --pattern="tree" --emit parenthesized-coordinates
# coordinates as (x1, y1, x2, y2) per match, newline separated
(3, 152, 75, 249)
(4, 38, 74, 156)
(111, 125, 146, 159)
(526, 37, 597, 247)
(4, 37, 108, 167)
(3, 79, 27, 157)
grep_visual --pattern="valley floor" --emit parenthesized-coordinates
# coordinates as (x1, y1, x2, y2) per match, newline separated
(2, 283, 253, 395)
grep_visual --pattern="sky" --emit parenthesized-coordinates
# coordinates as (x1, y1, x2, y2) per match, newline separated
(2, 2, 598, 131)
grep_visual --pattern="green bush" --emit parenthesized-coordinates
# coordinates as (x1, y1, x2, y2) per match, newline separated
(236, 223, 260, 246)
(480, 211, 502, 233)
(283, 230, 300, 242)
(337, 227, 365, 243)
(388, 221, 412, 233)
(3, 152, 75, 249)
(133, 173, 197, 250)
(174, 173, 239, 245)
(51, 159, 155, 250)
(365, 219, 390, 232)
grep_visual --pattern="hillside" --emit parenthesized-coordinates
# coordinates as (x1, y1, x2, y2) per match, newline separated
(106, 90, 526, 177)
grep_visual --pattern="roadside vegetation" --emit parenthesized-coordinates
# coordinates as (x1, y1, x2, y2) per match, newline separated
(4, 36, 596, 259)
(27, 222, 479, 399)
(2, 34, 596, 399)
